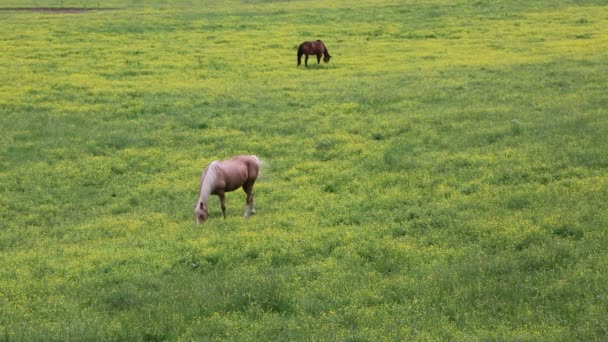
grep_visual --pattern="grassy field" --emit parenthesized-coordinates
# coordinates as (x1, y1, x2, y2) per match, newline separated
(1, 0, 607, 340)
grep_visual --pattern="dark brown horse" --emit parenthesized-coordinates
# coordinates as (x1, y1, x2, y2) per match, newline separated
(297, 40, 331, 67)
(194, 155, 261, 224)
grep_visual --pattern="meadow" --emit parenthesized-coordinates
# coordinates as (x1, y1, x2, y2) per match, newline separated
(1, 0, 607, 340)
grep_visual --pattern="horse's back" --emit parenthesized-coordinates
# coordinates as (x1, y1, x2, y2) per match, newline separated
(220, 155, 259, 183)
(300, 40, 323, 52)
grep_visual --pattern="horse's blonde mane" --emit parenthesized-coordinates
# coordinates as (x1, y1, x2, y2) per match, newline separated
(198, 161, 220, 205)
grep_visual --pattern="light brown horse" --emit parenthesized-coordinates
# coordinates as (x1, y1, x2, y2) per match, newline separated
(194, 155, 261, 224)
(297, 40, 331, 67)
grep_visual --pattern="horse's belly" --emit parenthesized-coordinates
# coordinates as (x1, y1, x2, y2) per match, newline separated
(222, 167, 249, 192)
(223, 182, 243, 192)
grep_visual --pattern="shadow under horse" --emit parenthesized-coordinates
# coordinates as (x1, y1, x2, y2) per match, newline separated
(297, 40, 331, 67)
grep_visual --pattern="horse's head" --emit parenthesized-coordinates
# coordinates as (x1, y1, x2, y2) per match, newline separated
(323, 54, 331, 63)
(195, 201, 209, 224)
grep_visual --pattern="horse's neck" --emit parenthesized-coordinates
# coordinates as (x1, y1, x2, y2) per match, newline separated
(198, 161, 219, 203)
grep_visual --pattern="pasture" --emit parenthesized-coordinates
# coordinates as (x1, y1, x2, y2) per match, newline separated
(1, 0, 607, 339)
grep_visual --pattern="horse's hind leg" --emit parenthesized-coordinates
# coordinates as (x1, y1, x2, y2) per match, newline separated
(242, 182, 255, 217)
(218, 191, 227, 219)
(250, 192, 255, 216)
(305, 54, 309, 67)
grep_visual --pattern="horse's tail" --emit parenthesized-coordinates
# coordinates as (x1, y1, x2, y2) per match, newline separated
(251, 155, 267, 179)
(297, 43, 304, 66)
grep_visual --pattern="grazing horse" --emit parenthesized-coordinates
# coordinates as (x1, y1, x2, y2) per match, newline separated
(297, 40, 331, 67)
(194, 155, 261, 224)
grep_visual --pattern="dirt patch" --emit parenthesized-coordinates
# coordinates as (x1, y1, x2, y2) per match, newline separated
(0, 7, 119, 14)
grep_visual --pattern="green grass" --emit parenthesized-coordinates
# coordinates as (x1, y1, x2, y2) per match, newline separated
(1, 0, 608, 340)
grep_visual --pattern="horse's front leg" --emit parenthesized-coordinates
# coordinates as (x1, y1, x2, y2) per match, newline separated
(218, 191, 227, 219)
(316, 53, 321, 64)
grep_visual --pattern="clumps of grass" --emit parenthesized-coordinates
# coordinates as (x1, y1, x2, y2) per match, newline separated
(323, 183, 337, 193)
(314, 138, 338, 161)
(105, 289, 141, 311)
(460, 183, 480, 195)
(510, 118, 523, 135)
(186, 253, 221, 272)
(382, 140, 416, 171)
(196, 122, 209, 130)
(505, 193, 532, 210)
(371, 132, 385, 141)
(218, 271, 292, 314)
(552, 225, 584, 240)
